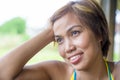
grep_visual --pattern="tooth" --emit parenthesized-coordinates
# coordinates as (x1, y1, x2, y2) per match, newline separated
(70, 56, 76, 60)
(70, 55, 79, 60)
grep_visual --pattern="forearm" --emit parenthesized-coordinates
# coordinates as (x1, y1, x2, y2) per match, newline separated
(0, 28, 54, 79)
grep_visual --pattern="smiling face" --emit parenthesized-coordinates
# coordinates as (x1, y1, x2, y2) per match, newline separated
(53, 13, 103, 70)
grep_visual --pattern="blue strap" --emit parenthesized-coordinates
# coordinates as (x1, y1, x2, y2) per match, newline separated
(74, 70, 77, 80)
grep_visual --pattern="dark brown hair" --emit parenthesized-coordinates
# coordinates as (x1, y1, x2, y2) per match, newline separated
(50, 0, 110, 57)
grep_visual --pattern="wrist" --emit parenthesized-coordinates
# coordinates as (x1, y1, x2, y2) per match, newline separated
(43, 27, 54, 42)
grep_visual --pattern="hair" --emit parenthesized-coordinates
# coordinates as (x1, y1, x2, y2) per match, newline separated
(50, 0, 110, 57)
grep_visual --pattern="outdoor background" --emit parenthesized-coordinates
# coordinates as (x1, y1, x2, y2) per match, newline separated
(0, 0, 120, 65)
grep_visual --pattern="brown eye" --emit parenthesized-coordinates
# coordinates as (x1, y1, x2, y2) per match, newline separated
(71, 31, 80, 36)
(55, 37, 63, 45)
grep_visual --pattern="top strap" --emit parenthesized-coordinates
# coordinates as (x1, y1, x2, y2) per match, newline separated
(70, 69, 76, 80)
(104, 59, 114, 80)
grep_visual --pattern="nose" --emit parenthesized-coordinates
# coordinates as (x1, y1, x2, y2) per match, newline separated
(64, 39, 76, 53)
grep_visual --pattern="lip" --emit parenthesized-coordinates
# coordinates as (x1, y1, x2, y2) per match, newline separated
(68, 52, 83, 65)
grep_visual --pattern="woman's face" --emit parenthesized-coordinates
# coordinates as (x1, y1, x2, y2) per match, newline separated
(53, 13, 102, 70)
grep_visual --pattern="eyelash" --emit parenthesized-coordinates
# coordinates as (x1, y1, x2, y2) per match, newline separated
(55, 37, 63, 44)
(71, 30, 80, 36)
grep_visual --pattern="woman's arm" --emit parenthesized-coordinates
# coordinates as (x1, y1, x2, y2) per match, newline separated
(0, 22, 54, 80)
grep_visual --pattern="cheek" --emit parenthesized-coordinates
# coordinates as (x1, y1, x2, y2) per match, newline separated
(58, 45, 66, 58)
(75, 35, 91, 50)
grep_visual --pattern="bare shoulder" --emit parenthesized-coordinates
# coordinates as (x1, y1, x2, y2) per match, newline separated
(37, 60, 73, 80)
(15, 60, 73, 80)
(114, 60, 120, 72)
(115, 60, 120, 67)
(112, 60, 120, 80)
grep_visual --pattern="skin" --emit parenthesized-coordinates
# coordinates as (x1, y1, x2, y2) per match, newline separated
(0, 13, 120, 80)
(53, 13, 108, 80)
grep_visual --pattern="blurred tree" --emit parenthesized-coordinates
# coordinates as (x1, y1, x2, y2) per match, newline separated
(118, 0, 120, 10)
(0, 17, 26, 34)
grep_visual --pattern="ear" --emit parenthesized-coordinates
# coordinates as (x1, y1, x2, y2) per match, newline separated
(98, 38, 102, 43)
(97, 36, 103, 43)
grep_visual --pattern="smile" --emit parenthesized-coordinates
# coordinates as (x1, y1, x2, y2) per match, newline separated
(68, 53, 83, 65)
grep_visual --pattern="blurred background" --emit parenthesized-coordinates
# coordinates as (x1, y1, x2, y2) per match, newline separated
(0, 0, 120, 65)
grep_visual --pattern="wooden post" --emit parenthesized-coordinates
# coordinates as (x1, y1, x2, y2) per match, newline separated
(101, 0, 117, 61)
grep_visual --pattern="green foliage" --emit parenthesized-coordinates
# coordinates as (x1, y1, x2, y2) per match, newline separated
(118, 0, 120, 10)
(0, 17, 26, 34)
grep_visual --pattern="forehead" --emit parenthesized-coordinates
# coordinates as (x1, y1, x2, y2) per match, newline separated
(53, 13, 82, 33)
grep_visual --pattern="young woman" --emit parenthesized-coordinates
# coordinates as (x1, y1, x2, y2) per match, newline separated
(0, 0, 120, 80)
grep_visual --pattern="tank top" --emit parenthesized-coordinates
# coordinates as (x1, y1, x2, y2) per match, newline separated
(70, 60, 114, 80)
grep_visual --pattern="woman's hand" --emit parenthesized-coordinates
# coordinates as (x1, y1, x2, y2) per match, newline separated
(43, 19, 54, 42)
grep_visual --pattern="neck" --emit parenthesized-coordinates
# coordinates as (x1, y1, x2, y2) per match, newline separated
(76, 57, 108, 80)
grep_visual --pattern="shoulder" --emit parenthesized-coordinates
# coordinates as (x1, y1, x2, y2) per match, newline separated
(110, 60, 120, 80)
(31, 60, 69, 75)
(15, 60, 73, 80)
(114, 60, 120, 73)
(35, 60, 69, 72)
(38, 61, 71, 80)
(113, 60, 120, 73)
(36, 60, 73, 80)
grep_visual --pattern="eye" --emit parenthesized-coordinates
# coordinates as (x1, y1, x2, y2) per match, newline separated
(71, 30, 80, 36)
(55, 37, 63, 45)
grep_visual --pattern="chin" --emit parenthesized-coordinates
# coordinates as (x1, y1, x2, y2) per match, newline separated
(71, 62, 89, 71)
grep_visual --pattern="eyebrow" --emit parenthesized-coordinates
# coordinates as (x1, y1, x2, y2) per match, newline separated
(67, 24, 82, 32)
(54, 24, 82, 38)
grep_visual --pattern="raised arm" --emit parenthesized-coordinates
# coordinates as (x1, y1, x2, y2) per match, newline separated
(0, 22, 54, 80)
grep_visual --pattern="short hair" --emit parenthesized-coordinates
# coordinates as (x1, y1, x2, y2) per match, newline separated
(50, 0, 110, 57)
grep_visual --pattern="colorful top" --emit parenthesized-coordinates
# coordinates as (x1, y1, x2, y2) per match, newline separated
(70, 69, 76, 80)
(70, 60, 114, 80)
(104, 59, 114, 80)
